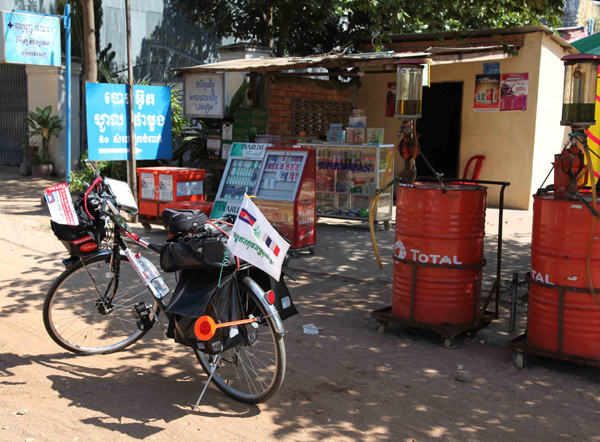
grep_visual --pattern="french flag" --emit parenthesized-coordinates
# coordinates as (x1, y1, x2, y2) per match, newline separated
(239, 209, 256, 226)
(263, 234, 281, 257)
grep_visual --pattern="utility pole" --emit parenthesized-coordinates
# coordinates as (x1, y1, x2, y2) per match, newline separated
(125, 0, 138, 218)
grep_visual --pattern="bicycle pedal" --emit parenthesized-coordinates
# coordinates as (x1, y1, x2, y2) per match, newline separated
(132, 302, 154, 331)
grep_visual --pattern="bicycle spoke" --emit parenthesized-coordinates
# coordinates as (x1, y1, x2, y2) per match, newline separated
(184, 277, 287, 404)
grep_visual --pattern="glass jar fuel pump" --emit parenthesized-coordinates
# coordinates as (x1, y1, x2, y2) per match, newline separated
(555, 54, 600, 198)
(561, 54, 600, 128)
(395, 60, 424, 119)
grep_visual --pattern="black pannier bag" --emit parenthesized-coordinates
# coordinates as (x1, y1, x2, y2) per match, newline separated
(161, 208, 208, 235)
(50, 196, 105, 257)
(166, 269, 247, 355)
(160, 221, 236, 272)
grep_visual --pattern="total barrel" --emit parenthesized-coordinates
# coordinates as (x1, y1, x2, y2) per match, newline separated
(528, 194, 600, 359)
(392, 183, 487, 325)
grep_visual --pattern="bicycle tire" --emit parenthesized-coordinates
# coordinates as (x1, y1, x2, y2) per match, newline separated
(194, 278, 286, 404)
(43, 252, 156, 355)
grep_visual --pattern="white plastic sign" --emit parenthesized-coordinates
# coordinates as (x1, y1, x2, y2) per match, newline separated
(105, 178, 138, 212)
(45, 183, 78, 225)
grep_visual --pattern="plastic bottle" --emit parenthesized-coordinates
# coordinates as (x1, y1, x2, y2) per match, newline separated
(135, 253, 169, 298)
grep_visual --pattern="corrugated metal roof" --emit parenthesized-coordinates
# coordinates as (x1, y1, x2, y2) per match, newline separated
(173, 25, 576, 77)
(173, 52, 430, 76)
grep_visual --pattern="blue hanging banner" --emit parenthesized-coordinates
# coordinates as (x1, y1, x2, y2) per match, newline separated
(86, 83, 173, 161)
(0, 11, 61, 66)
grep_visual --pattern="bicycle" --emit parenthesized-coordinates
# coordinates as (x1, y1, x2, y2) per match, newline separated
(42, 161, 287, 406)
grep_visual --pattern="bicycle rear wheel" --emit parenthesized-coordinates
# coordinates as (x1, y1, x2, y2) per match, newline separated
(194, 280, 286, 404)
(43, 252, 156, 355)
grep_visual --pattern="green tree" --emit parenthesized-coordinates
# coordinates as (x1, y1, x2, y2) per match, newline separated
(349, 0, 564, 49)
(172, 0, 564, 56)
(173, 0, 340, 57)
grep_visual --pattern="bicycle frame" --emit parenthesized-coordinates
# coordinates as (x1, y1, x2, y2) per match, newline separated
(92, 203, 285, 336)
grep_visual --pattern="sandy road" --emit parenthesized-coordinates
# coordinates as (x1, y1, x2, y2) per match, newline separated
(1, 168, 600, 442)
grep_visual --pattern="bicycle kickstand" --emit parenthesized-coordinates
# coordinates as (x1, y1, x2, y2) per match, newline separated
(192, 354, 222, 411)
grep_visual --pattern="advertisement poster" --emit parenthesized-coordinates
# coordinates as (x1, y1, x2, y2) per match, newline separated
(473, 74, 500, 112)
(140, 173, 155, 199)
(158, 174, 173, 201)
(500, 73, 528, 111)
(386, 82, 396, 117)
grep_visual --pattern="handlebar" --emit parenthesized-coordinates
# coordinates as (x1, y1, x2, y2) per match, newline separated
(84, 158, 101, 179)
(82, 160, 161, 254)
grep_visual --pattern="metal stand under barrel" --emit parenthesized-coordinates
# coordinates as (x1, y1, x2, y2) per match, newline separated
(508, 273, 600, 369)
(371, 178, 510, 348)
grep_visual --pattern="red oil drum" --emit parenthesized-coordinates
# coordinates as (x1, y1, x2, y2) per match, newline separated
(528, 194, 600, 359)
(392, 183, 487, 325)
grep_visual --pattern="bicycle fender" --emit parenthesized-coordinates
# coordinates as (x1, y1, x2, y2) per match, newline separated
(62, 250, 127, 270)
(241, 276, 285, 336)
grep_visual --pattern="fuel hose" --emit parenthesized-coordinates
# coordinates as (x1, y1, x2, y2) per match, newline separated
(369, 139, 419, 269)
(368, 158, 394, 269)
(583, 142, 600, 308)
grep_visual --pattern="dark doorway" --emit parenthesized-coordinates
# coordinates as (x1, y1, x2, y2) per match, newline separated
(415, 82, 463, 179)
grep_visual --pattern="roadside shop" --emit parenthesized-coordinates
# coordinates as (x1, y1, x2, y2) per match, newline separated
(175, 25, 578, 210)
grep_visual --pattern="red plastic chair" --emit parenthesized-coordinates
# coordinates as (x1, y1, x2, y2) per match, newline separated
(462, 155, 486, 180)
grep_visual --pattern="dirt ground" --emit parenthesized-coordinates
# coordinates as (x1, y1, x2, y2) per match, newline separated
(1, 168, 600, 442)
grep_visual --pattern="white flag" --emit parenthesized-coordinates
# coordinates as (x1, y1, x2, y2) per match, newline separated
(226, 195, 290, 281)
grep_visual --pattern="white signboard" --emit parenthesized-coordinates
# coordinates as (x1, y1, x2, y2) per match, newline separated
(183, 73, 224, 119)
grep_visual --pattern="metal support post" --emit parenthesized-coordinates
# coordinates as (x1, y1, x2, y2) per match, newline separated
(62, 5, 71, 181)
(509, 273, 518, 332)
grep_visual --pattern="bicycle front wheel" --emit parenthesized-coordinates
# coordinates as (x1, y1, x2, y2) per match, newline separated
(194, 280, 286, 404)
(43, 252, 156, 355)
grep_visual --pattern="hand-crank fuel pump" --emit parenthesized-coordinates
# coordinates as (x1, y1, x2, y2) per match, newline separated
(369, 59, 444, 268)
(394, 59, 425, 184)
(508, 53, 600, 366)
(369, 59, 509, 346)
(554, 54, 600, 200)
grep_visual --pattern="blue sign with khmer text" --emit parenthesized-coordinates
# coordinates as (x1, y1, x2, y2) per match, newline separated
(0, 11, 61, 66)
(86, 83, 172, 161)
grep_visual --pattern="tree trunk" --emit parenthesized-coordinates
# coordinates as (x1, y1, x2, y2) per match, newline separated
(262, 7, 274, 49)
(276, 16, 295, 57)
(80, 0, 97, 83)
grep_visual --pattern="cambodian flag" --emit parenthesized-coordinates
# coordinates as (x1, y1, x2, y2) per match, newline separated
(263, 234, 281, 257)
(239, 209, 256, 226)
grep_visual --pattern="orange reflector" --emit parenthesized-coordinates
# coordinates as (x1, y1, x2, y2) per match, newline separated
(195, 316, 217, 341)
(194, 315, 259, 341)
(266, 290, 275, 305)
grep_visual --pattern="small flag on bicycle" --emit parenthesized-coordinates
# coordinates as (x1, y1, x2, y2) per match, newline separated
(238, 209, 256, 226)
(227, 195, 289, 281)
(263, 235, 280, 257)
